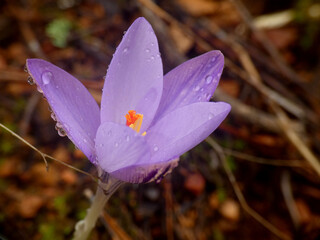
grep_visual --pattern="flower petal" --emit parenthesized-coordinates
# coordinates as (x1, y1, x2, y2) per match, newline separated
(26, 59, 100, 162)
(154, 51, 224, 120)
(101, 17, 163, 132)
(110, 157, 179, 183)
(146, 102, 231, 163)
(95, 122, 151, 173)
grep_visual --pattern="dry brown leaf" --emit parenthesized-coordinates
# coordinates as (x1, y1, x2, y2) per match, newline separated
(61, 169, 77, 185)
(219, 198, 240, 221)
(218, 79, 240, 97)
(177, 0, 219, 16)
(52, 145, 71, 163)
(0, 157, 20, 177)
(264, 27, 297, 50)
(296, 199, 312, 224)
(169, 23, 193, 54)
(208, 192, 220, 210)
(184, 172, 206, 195)
(18, 194, 45, 218)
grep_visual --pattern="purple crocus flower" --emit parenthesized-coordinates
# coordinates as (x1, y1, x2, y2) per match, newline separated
(26, 17, 230, 183)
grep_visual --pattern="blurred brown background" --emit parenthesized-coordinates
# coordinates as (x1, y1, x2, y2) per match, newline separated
(0, 0, 320, 239)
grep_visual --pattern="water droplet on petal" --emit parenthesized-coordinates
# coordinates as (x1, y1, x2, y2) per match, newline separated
(153, 146, 159, 152)
(107, 130, 112, 136)
(114, 142, 119, 147)
(27, 76, 35, 85)
(211, 56, 216, 62)
(126, 135, 130, 142)
(145, 48, 150, 53)
(150, 55, 155, 61)
(37, 85, 43, 93)
(208, 112, 214, 120)
(151, 42, 154, 46)
(156, 53, 161, 58)
(55, 124, 67, 137)
(200, 88, 204, 92)
(99, 143, 104, 147)
(123, 47, 129, 53)
(205, 75, 213, 84)
(51, 112, 57, 121)
(83, 138, 88, 143)
(217, 73, 221, 78)
(193, 85, 200, 91)
(41, 71, 53, 85)
(197, 96, 202, 101)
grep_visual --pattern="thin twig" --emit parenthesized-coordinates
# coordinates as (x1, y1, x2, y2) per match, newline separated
(206, 137, 292, 240)
(281, 171, 301, 228)
(214, 89, 304, 134)
(138, 0, 307, 120)
(0, 122, 98, 182)
(222, 148, 305, 167)
(228, 0, 305, 85)
(270, 103, 320, 177)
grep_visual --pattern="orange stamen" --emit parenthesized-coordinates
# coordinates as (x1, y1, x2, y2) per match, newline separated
(125, 110, 139, 126)
(125, 110, 144, 133)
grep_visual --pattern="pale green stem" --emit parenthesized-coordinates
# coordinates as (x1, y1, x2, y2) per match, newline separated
(72, 173, 123, 240)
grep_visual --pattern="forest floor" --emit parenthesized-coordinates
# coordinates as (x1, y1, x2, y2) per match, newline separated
(0, 0, 320, 239)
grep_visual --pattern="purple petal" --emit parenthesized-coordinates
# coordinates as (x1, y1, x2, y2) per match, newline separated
(101, 17, 163, 132)
(110, 157, 179, 183)
(154, 51, 224, 121)
(26, 59, 100, 162)
(146, 102, 231, 163)
(95, 122, 151, 173)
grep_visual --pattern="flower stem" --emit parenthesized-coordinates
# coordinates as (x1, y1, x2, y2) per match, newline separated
(72, 173, 123, 240)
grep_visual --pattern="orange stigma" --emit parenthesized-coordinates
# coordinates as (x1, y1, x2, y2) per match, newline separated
(125, 110, 144, 134)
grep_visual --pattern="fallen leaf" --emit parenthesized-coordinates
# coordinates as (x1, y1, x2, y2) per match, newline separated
(184, 172, 206, 196)
(219, 199, 240, 221)
(18, 195, 45, 218)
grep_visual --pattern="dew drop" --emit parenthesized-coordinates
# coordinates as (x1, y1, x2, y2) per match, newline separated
(150, 55, 155, 61)
(211, 56, 216, 62)
(200, 88, 204, 92)
(193, 85, 200, 91)
(217, 73, 221, 78)
(205, 75, 213, 84)
(114, 142, 119, 147)
(99, 143, 104, 147)
(83, 138, 88, 143)
(27, 76, 35, 85)
(51, 112, 57, 121)
(107, 130, 112, 136)
(55, 124, 67, 137)
(123, 47, 129, 53)
(153, 146, 159, 152)
(126, 135, 130, 142)
(145, 48, 150, 53)
(156, 53, 161, 58)
(58, 128, 67, 137)
(208, 112, 214, 120)
(197, 96, 202, 101)
(41, 71, 53, 85)
(37, 85, 43, 93)
(151, 42, 154, 46)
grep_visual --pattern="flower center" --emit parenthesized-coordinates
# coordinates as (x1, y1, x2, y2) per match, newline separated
(125, 110, 144, 133)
